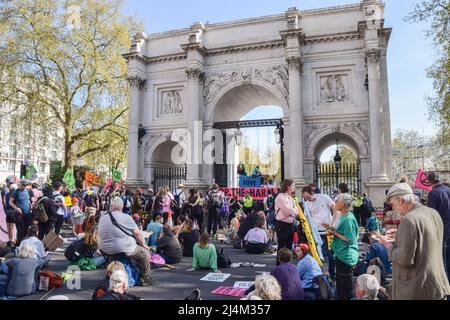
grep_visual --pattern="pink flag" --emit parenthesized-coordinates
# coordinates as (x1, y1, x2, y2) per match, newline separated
(104, 178, 114, 192)
(415, 169, 432, 191)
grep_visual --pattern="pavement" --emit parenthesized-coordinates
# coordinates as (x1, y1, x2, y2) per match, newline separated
(17, 226, 369, 300)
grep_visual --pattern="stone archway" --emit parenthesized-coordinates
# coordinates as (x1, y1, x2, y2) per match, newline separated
(304, 123, 371, 195)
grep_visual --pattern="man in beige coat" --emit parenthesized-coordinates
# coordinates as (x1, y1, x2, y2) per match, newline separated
(375, 183, 450, 300)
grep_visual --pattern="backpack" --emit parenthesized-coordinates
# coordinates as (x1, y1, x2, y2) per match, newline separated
(32, 199, 49, 223)
(84, 194, 97, 208)
(216, 248, 231, 268)
(174, 191, 183, 207)
(208, 191, 224, 208)
(64, 239, 84, 262)
(266, 195, 275, 212)
(313, 275, 336, 300)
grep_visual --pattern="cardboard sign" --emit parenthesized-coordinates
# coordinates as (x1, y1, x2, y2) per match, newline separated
(200, 273, 231, 282)
(233, 281, 254, 289)
(39, 276, 50, 291)
(239, 176, 261, 188)
(219, 188, 278, 200)
(211, 286, 247, 297)
(42, 230, 64, 252)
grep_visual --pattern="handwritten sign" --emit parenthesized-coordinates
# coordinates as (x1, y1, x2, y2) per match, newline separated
(233, 281, 254, 289)
(211, 286, 247, 297)
(200, 273, 231, 282)
(239, 176, 261, 188)
(415, 169, 432, 191)
(219, 188, 278, 200)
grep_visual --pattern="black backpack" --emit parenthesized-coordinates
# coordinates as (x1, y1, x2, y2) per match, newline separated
(216, 248, 231, 268)
(208, 191, 224, 208)
(64, 239, 84, 261)
(32, 199, 49, 223)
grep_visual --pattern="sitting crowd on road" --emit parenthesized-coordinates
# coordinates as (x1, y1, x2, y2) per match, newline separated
(1, 174, 449, 301)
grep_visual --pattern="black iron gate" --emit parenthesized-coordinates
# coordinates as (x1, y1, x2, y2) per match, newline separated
(153, 165, 187, 193)
(314, 158, 361, 196)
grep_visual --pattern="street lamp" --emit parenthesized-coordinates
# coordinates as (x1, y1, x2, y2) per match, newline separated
(274, 127, 281, 145)
(334, 129, 341, 187)
(235, 128, 243, 146)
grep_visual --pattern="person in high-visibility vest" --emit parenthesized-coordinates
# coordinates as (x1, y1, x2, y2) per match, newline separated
(242, 191, 253, 216)
(292, 191, 299, 205)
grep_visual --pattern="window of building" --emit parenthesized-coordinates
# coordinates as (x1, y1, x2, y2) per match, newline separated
(8, 160, 15, 171)
(9, 146, 16, 158)
(40, 149, 46, 161)
(39, 162, 46, 173)
(24, 147, 31, 160)
(52, 151, 57, 160)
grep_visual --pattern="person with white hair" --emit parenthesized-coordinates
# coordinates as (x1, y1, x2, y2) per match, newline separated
(323, 193, 359, 300)
(241, 274, 282, 300)
(98, 197, 153, 286)
(4, 244, 50, 297)
(355, 274, 380, 300)
(374, 183, 450, 300)
(95, 270, 142, 300)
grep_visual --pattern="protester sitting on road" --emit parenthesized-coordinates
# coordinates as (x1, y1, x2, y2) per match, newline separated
(191, 232, 219, 272)
(244, 219, 268, 254)
(94, 270, 142, 300)
(5, 244, 50, 297)
(365, 211, 381, 233)
(147, 215, 164, 251)
(355, 274, 380, 300)
(18, 225, 47, 259)
(156, 225, 182, 265)
(98, 197, 153, 286)
(75, 225, 105, 268)
(237, 210, 260, 241)
(241, 275, 281, 300)
(172, 215, 186, 237)
(92, 261, 126, 300)
(294, 244, 323, 300)
(178, 219, 198, 257)
(271, 247, 304, 300)
(360, 232, 392, 276)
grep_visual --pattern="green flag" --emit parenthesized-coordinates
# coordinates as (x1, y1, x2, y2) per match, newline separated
(25, 164, 38, 180)
(63, 168, 76, 190)
(112, 168, 122, 183)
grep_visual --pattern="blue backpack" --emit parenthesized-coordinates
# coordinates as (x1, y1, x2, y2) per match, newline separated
(313, 275, 336, 300)
(119, 258, 140, 287)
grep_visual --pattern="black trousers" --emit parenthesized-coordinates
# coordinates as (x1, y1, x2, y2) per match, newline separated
(207, 207, 219, 236)
(38, 220, 56, 240)
(54, 215, 65, 235)
(275, 220, 294, 265)
(336, 258, 354, 300)
(14, 213, 33, 245)
(245, 242, 267, 254)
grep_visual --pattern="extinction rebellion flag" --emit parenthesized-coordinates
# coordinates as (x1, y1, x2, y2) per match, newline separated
(112, 168, 123, 183)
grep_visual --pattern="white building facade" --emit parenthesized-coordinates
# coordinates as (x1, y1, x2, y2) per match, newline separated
(124, 0, 394, 207)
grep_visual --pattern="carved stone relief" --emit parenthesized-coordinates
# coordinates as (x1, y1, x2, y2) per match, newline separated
(161, 90, 183, 115)
(203, 66, 289, 106)
(303, 121, 369, 155)
(319, 75, 348, 103)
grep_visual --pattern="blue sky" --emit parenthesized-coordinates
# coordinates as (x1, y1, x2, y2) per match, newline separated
(122, 0, 437, 160)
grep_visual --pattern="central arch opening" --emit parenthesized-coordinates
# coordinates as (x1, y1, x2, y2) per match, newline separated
(212, 83, 285, 188)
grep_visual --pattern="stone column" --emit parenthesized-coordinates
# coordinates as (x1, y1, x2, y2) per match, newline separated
(379, 48, 393, 179)
(185, 67, 205, 187)
(366, 48, 389, 182)
(126, 76, 146, 184)
(287, 56, 307, 188)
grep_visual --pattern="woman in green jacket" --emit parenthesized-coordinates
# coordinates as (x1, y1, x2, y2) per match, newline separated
(191, 232, 219, 273)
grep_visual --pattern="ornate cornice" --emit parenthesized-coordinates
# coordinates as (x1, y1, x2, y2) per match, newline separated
(286, 56, 303, 73)
(206, 40, 285, 56)
(365, 48, 381, 63)
(180, 43, 207, 55)
(185, 68, 204, 80)
(306, 31, 361, 44)
(280, 28, 306, 44)
(358, 21, 368, 38)
(127, 76, 146, 90)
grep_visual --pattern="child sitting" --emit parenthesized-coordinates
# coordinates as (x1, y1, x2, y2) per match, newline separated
(92, 261, 125, 300)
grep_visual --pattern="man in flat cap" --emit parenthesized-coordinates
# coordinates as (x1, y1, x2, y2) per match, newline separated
(375, 183, 450, 300)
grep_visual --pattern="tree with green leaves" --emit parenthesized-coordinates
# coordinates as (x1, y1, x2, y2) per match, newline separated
(0, 0, 143, 171)
(405, 0, 450, 144)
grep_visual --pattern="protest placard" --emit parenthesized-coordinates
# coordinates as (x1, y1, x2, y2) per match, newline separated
(233, 281, 254, 289)
(211, 286, 247, 297)
(200, 273, 231, 282)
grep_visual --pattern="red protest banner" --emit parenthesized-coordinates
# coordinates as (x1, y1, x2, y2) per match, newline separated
(415, 169, 432, 191)
(219, 188, 278, 200)
(85, 171, 94, 184)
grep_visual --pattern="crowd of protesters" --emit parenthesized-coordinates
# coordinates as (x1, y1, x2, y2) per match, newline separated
(1, 171, 449, 301)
